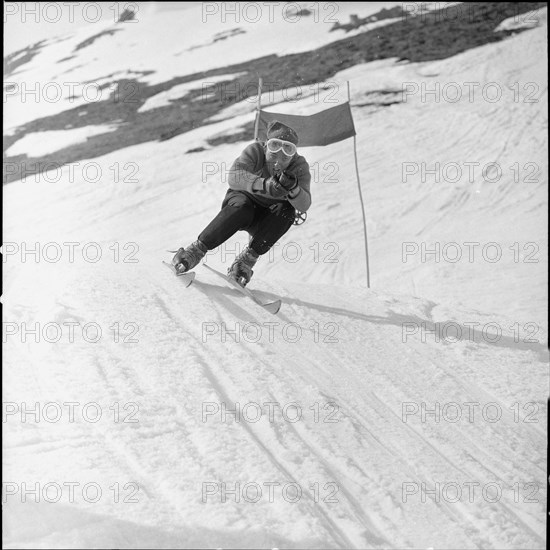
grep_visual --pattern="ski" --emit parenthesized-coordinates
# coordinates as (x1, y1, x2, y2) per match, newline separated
(202, 263, 281, 315)
(163, 260, 281, 314)
(162, 261, 195, 287)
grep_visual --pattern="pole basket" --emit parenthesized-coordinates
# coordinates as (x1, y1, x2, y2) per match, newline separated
(293, 211, 307, 225)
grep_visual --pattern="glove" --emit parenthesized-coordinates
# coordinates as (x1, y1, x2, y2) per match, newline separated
(278, 171, 300, 198)
(263, 176, 288, 199)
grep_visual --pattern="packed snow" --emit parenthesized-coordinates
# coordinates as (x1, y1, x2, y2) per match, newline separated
(5, 125, 119, 157)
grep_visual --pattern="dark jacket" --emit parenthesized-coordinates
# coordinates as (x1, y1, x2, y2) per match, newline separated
(227, 142, 312, 211)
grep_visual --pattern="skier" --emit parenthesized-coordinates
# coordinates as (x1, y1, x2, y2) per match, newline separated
(172, 120, 312, 286)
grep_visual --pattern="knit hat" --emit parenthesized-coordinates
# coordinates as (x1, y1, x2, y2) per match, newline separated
(266, 120, 299, 146)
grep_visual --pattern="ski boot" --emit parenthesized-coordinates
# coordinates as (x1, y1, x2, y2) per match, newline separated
(172, 240, 208, 273)
(227, 246, 259, 287)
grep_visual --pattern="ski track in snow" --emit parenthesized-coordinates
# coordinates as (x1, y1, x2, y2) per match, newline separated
(3, 257, 546, 548)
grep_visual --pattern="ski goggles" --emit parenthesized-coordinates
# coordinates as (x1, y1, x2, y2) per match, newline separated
(266, 138, 297, 157)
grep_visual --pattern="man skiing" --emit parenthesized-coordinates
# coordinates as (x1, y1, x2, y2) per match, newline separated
(172, 120, 311, 286)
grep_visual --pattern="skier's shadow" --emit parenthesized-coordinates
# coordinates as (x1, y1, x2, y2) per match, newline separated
(192, 279, 265, 323)
(270, 294, 549, 361)
(4, 499, 319, 548)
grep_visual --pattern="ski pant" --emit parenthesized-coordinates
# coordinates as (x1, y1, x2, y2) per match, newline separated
(198, 190, 295, 255)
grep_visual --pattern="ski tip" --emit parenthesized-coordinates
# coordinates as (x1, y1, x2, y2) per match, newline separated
(162, 260, 175, 272)
(162, 261, 195, 286)
(202, 262, 280, 313)
(178, 271, 196, 287)
(263, 300, 282, 315)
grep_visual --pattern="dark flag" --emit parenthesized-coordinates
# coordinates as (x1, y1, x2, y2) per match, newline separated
(255, 102, 356, 147)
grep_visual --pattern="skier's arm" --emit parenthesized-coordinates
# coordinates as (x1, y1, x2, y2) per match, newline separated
(286, 162, 312, 212)
(227, 144, 266, 193)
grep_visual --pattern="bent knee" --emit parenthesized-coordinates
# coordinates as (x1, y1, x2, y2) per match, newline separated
(224, 192, 255, 209)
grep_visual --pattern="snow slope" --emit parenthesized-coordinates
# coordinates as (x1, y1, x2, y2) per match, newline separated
(5, 2, 399, 129)
(3, 259, 547, 548)
(3, 3, 548, 549)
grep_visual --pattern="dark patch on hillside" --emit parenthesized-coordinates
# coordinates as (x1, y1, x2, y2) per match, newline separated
(74, 29, 121, 51)
(3, 2, 546, 184)
(189, 28, 246, 51)
(355, 90, 403, 108)
(331, 6, 406, 32)
(117, 8, 136, 23)
(4, 40, 47, 77)
(206, 122, 256, 147)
